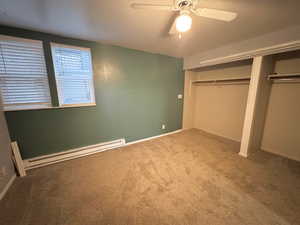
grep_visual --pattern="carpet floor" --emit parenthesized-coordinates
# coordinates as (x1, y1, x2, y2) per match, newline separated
(1, 129, 300, 225)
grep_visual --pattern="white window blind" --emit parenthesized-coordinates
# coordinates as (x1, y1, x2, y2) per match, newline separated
(0, 35, 51, 111)
(51, 43, 95, 106)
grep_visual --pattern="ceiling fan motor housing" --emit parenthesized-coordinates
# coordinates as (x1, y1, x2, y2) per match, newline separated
(175, 0, 197, 10)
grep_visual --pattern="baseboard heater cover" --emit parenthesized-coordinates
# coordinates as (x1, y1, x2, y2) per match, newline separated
(23, 138, 125, 170)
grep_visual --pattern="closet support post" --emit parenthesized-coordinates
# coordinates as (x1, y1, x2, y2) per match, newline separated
(182, 70, 196, 129)
(239, 56, 274, 157)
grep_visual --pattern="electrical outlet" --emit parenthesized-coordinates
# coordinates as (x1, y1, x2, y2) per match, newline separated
(162, 124, 166, 130)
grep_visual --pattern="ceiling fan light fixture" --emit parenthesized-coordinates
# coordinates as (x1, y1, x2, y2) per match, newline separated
(175, 11, 192, 32)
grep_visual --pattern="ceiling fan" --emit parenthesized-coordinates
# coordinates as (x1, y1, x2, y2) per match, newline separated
(129, 0, 237, 34)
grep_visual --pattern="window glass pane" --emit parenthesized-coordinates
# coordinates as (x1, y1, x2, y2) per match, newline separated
(0, 36, 51, 111)
(51, 44, 95, 106)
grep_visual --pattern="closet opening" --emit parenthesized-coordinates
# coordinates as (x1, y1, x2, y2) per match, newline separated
(260, 50, 300, 161)
(183, 59, 253, 149)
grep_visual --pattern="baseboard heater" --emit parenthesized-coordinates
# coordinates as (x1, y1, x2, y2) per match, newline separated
(23, 138, 125, 170)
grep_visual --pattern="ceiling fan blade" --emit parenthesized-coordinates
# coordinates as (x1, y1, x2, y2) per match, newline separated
(193, 8, 237, 22)
(130, 1, 173, 11)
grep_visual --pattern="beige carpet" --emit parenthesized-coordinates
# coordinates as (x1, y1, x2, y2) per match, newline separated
(1, 129, 300, 225)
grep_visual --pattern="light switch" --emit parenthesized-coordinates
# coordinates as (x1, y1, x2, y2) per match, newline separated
(177, 94, 183, 99)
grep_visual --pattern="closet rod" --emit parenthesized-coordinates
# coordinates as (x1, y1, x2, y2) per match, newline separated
(192, 77, 250, 85)
(268, 73, 300, 81)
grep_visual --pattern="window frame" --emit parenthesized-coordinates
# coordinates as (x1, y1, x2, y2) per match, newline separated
(0, 34, 97, 111)
(50, 42, 96, 108)
(0, 35, 52, 111)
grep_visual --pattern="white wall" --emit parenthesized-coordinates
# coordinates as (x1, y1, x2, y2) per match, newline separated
(0, 96, 15, 198)
(261, 51, 300, 161)
(183, 51, 300, 161)
(184, 25, 300, 70)
(190, 61, 252, 141)
(182, 70, 196, 130)
(194, 85, 249, 141)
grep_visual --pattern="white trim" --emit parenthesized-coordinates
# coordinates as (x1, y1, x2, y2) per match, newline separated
(50, 42, 96, 107)
(0, 35, 52, 111)
(0, 34, 42, 44)
(238, 152, 248, 158)
(261, 147, 300, 162)
(185, 40, 300, 69)
(239, 56, 263, 157)
(125, 129, 183, 146)
(0, 174, 16, 201)
(239, 56, 273, 158)
(11, 142, 26, 177)
(4, 103, 97, 112)
(195, 128, 241, 143)
(23, 129, 182, 170)
(4, 104, 52, 112)
(50, 42, 91, 51)
(24, 138, 126, 170)
(59, 103, 96, 108)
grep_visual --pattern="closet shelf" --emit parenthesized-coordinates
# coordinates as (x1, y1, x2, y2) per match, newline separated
(192, 76, 250, 85)
(268, 73, 300, 81)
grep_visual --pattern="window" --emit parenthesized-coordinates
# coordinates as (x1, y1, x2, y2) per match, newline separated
(0, 35, 51, 111)
(0, 36, 96, 111)
(51, 43, 95, 106)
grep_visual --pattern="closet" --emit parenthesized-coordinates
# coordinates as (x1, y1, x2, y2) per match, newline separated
(184, 60, 252, 142)
(261, 50, 300, 161)
(183, 49, 300, 161)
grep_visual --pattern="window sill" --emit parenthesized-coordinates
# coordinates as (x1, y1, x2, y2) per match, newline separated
(4, 104, 97, 112)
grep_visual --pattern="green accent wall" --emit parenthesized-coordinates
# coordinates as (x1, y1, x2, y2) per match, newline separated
(1, 26, 184, 159)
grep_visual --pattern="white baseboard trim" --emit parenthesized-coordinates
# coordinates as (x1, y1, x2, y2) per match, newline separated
(23, 129, 183, 170)
(195, 128, 249, 158)
(195, 128, 241, 143)
(261, 147, 300, 162)
(0, 174, 16, 201)
(238, 152, 248, 158)
(125, 129, 183, 146)
(24, 138, 126, 170)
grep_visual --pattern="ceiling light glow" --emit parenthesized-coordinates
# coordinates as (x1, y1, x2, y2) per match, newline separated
(176, 12, 192, 32)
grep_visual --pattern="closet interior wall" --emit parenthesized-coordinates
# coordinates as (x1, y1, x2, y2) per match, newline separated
(183, 60, 252, 142)
(261, 50, 300, 161)
(183, 50, 300, 161)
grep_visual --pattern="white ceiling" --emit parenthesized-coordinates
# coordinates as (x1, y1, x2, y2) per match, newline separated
(0, 0, 299, 58)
